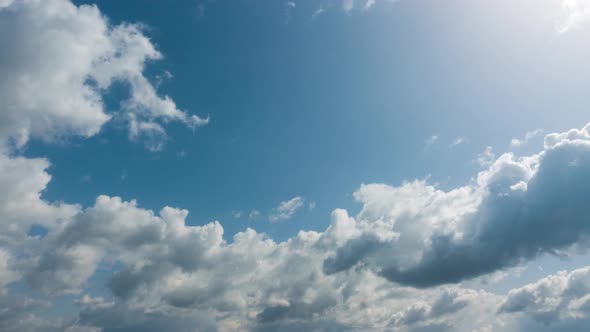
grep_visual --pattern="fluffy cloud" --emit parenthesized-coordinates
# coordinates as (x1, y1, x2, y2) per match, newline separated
(3, 121, 590, 330)
(21, 197, 502, 331)
(5, 123, 590, 331)
(323, 124, 590, 287)
(500, 266, 590, 324)
(0, 154, 79, 240)
(0, 0, 207, 151)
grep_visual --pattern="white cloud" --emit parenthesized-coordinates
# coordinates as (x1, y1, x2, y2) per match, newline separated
(324, 123, 590, 288)
(477, 146, 495, 166)
(0, 250, 18, 288)
(500, 266, 590, 325)
(0, 153, 80, 246)
(558, 0, 590, 33)
(285, 1, 296, 24)
(269, 196, 305, 222)
(364, 0, 376, 10)
(511, 129, 544, 147)
(450, 137, 468, 148)
(16, 192, 501, 331)
(311, 6, 326, 19)
(248, 209, 261, 220)
(342, 0, 354, 12)
(5, 121, 590, 329)
(0, 0, 207, 151)
(342, 0, 392, 12)
(424, 135, 439, 148)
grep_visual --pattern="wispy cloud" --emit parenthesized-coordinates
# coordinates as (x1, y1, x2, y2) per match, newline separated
(476, 146, 495, 167)
(311, 6, 326, 19)
(248, 209, 261, 221)
(269, 196, 305, 222)
(424, 135, 439, 148)
(449, 137, 468, 148)
(342, 0, 354, 13)
(285, 1, 296, 24)
(510, 128, 543, 147)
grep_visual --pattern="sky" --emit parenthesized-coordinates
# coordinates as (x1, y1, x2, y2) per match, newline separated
(4, 0, 590, 331)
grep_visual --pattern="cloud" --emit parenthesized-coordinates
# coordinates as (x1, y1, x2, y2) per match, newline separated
(477, 146, 495, 166)
(342, 0, 354, 12)
(558, 0, 590, 33)
(0, 0, 207, 151)
(249, 209, 262, 220)
(0, 154, 79, 245)
(0, 292, 63, 332)
(500, 266, 590, 328)
(450, 137, 468, 148)
(269, 196, 305, 222)
(22, 195, 500, 331)
(4, 121, 590, 330)
(511, 129, 544, 147)
(76, 301, 218, 332)
(311, 6, 326, 19)
(424, 135, 439, 148)
(324, 123, 590, 287)
(285, 1, 296, 23)
(341, 0, 391, 12)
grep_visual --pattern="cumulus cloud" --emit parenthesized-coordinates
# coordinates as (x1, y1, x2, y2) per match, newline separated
(6, 123, 590, 330)
(0, 154, 79, 244)
(18, 196, 503, 331)
(0, 0, 207, 151)
(269, 196, 305, 222)
(324, 123, 590, 287)
(500, 266, 590, 324)
(391, 289, 477, 327)
(76, 301, 217, 332)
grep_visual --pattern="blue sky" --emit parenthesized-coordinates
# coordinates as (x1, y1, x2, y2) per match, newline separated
(5, 0, 590, 331)
(26, 0, 590, 240)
